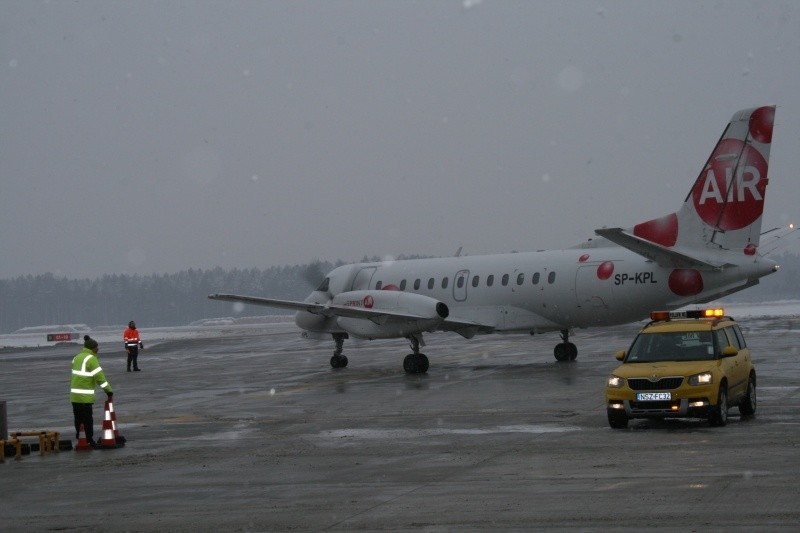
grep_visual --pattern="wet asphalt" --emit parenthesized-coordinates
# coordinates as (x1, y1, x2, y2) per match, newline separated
(1, 317, 799, 531)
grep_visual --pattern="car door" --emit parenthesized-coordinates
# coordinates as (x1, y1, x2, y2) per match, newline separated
(724, 325, 750, 398)
(713, 328, 738, 399)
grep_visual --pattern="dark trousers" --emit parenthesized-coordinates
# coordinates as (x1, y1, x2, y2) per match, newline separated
(127, 346, 139, 370)
(72, 402, 94, 441)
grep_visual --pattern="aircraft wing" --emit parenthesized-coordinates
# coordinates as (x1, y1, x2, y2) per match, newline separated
(439, 318, 495, 339)
(595, 227, 726, 271)
(209, 293, 466, 324)
(209, 293, 328, 314)
(208, 292, 496, 336)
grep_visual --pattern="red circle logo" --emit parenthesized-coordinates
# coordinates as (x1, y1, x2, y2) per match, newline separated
(363, 295, 374, 308)
(749, 106, 774, 144)
(633, 213, 678, 247)
(668, 269, 703, 296)
(692, 139, 768, 230)
(596, 261, 614, 280)
(579, 254, 590, 263)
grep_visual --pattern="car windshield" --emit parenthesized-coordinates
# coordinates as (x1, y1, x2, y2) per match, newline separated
(625, 331, 716, 362)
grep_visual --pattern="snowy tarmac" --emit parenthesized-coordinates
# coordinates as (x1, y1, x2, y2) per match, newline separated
(1, 306, 800, 531)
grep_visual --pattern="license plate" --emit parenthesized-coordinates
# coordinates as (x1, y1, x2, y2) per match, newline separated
(637, 392, 672, 401)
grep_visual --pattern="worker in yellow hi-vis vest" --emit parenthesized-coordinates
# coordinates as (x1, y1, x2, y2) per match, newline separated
(70, 335, 113, 449)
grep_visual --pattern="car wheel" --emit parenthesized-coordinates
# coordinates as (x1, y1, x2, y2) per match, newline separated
(607, 410, 628, 429)
(708, 384, 728, 427)
(739, 376, 757, 416)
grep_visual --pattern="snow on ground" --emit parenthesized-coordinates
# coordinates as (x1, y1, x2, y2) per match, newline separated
(0, 316, 296, 349)
(707, 300, 800, 318)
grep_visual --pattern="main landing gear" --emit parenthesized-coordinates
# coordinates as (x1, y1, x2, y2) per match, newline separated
(403, 335, 429, 374)
(554, 329, 578, 362)
(327, 333, 429, 374)
(330, 333, 349, 369)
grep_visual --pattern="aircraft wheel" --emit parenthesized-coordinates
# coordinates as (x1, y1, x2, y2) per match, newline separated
(330, 354, 348, 369)
(416, 353, 429, 374)
(554, 343, 568, 362)
(403, 354, 429, 374)
(567, 342, 578, 360)
(554, 342, 578, 361)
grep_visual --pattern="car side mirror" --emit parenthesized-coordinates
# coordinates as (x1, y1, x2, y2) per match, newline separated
(722, 345, 738, 357)
(616, 350, 626, 361)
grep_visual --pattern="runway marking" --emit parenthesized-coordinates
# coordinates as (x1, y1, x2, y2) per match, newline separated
(318, 424, 580, 439)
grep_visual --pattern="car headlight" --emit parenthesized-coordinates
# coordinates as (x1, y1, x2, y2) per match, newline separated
(607, 375, 625, 388)
(689, 372, 713, 386)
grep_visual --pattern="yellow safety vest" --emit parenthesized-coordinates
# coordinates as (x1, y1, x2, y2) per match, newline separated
(70, 348, 112, 404)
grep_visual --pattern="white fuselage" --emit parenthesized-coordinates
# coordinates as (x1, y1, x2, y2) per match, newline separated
(297, 240, 777, 336)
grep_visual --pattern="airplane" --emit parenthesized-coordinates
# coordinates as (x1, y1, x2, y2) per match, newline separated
(210, 105, 785, 374)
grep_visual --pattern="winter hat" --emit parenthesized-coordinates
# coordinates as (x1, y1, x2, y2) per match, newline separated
(83, 335, 99, 350)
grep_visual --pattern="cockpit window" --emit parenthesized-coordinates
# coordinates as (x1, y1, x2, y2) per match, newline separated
(625, 331, 715, 362)
(316, 277, 330, 292)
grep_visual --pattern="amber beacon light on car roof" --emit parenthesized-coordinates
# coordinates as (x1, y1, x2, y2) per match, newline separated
(649, 308, 725, 321)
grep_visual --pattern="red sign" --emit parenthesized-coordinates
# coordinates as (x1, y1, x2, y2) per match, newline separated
(47, 333, 78, 342)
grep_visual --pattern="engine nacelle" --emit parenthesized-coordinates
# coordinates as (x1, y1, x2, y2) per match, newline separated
(332, 290, 449, 339)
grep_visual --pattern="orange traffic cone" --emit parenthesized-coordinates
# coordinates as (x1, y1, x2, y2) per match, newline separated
(107, 398, 126, 446)
(98, 401, 117, 449)
(75, 423, 92, 451)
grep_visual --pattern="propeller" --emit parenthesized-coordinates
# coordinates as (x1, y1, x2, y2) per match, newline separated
(302, 260, 328, 291)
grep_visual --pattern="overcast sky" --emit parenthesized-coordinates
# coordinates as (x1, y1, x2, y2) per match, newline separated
(2, 0, 799, 280)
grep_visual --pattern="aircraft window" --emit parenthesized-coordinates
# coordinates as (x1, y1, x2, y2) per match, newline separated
(548, 272, 556, 284)
(487, 275, 494, 287)
(532, 272, 540, 285)
(316, 277, 330, 292)
(516, 273, 524, 285)
(472, 275, 480, 287)
(400, 279, 407, 290)
(428, 278, 435, 290)
(442, 277, 449, 289)
(414, 279, 421, 290)
(502, 274, 509, 286)
(375, 281, 382, 290)
(457, 276, 465, 289)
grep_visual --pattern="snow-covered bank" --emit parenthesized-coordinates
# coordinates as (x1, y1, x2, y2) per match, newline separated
(710, 300, 800, 318)
(1, 316, 296, 349)
(2, 301, 799, 350)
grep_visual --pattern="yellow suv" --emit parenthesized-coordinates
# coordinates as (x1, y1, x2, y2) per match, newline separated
(605, 309, 756, 429)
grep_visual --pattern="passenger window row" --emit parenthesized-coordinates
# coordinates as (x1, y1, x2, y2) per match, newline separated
(374, 271, 557, 291)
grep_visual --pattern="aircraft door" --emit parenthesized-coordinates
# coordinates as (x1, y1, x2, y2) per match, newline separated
(453, 269, 469, 302)
(351, 267, 377, 290)
(575, 266, 614, 311)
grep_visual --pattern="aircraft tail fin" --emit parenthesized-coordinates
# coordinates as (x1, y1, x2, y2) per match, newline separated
(598, 106, 776, 263)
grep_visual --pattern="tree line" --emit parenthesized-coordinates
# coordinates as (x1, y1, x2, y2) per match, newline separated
(1, 252, 797, 334)
(0, 261, 341, 334)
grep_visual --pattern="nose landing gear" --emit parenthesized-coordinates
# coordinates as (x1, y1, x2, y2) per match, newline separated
(330, 333, 349, 369)
(554, 329, 578, 361)
(402, 334, 429, 374)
